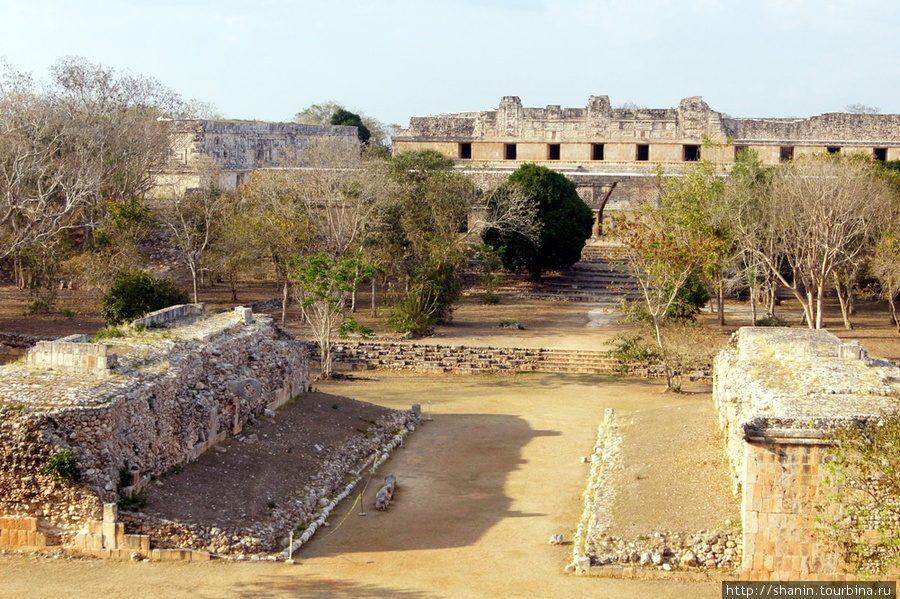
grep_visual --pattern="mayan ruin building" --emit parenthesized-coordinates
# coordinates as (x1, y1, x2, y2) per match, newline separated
(155, 119, 361, 195)
(394, 96, 900, 223)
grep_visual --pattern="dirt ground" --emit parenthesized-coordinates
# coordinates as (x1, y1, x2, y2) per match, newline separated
(141, 393, 400, 529)
(0, 373, 723, 599)
(1, 281, 900, 598)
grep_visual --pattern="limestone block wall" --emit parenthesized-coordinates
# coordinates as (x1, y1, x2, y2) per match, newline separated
(740, 441, 840, 580)
(26, 339, 117, 375)
(0, 312, 310, 548)
(322, 340, 624, 375)
(131, 303, 205, 328)
(0, 516, 49, 551)
(713, 327, 900, 580)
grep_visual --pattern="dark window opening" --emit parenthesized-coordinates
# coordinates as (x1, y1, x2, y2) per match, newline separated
(459, 143, 472, 160)
(874, 148, 888, 161)
(592, 144, 604, 161)
(636, 145, 649, 161)
(780, 146, 794, 163)
(827, 146, 840, 154)
(683, 144, 701, 162)
(734, 145, 749, 160)
(505, 143, 517, 160)
(548, 144, 561, 160)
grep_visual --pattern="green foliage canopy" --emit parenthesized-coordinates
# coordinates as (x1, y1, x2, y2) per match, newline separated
(330, 108, 371, 144)
(482, 164, 593, 281)
(100, 270, 190, 325)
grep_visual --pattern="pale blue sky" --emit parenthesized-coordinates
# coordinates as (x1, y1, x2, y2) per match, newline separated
(2, 0, 897, 127)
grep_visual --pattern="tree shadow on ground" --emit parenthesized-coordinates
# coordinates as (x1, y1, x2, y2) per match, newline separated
(230, 575, 438, 599)
(300, 413, 559, 557)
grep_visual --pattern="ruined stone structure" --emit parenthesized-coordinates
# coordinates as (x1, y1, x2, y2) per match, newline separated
(155, 119, 360, 195)
(0, 306, 312, 558)
(394, 96, 900, 225)
(714, 327, 900, 580)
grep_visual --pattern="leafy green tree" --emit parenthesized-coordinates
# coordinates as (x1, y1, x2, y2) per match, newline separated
(101, 270, 190, 326)
(295, 100, 395, 155)
(659, 159, 733, 324)
(362, 150, 538, 334)
(613, 179, 723, 391)
(721, 149, 780, 324)
(330, 108, 371, 144)
(374, 150, 474, 333)
(483, 164, 593, 281)
(288, 252, 377, 378)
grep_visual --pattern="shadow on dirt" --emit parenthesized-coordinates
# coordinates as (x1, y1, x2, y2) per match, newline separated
(231, 575, 439, 599)
(300, 412, 559, 556)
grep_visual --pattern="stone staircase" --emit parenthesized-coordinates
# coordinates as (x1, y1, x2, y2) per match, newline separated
(491, 242, 640, 302)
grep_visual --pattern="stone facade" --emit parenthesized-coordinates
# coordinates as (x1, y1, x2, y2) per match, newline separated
(714, 327, 900, 580)
(394, 96, 900, 218)
(155, 119, 360, 195)
(395, 95, 900, 169)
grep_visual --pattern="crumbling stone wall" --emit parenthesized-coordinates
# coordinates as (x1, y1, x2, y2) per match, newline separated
(0, 310, 309, 549)
(713, 327, 900, 580)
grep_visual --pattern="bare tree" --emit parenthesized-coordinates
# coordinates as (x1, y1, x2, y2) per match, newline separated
(0, 57, 181, 268)
(154, 158, 225, 302)
(0, 70, 98, 262)
(871, 232, 900, 332)
(845, 103, 881, 114)
(748, 155, 894, 329)
(239, 136, 366, 325)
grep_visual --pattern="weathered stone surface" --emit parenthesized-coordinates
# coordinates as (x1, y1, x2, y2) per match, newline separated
(714, 327, 900, 581)
(0, 309, 310, 547)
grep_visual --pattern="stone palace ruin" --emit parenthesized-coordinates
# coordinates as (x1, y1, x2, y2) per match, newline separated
(394, 96, 900, 227)
(0, 305, 418, 560)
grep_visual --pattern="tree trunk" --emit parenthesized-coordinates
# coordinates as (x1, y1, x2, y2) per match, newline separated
(835, 281, 854, 330)
(371, 277, 378, 316)
(281, 279, 289, 328)
(766, 283, 777, 318)
(815, 286, 825, 330)
(750, 284, 759, 325)
(717, 283, 725, 326)
(320, 343, 332, 378)
(651, 315, 676, 391)
(189, 262, 199, 304)
(889, 295, 900, 334)
(228, 271, 238, 302)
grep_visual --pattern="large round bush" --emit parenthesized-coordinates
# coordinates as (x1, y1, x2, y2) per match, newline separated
(101, 270, 190, 326)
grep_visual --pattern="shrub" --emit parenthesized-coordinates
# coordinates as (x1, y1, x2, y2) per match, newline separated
(42, 449, 79, 484)
(606, 333, 660, 373)
(117, 493, 147, 512)
(101, 270, 189, 326)
(755, 315, 789, 327)
(387, 264, 460, 335)
(90, 327, 127, 342)
(665, 273, 710, 320)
